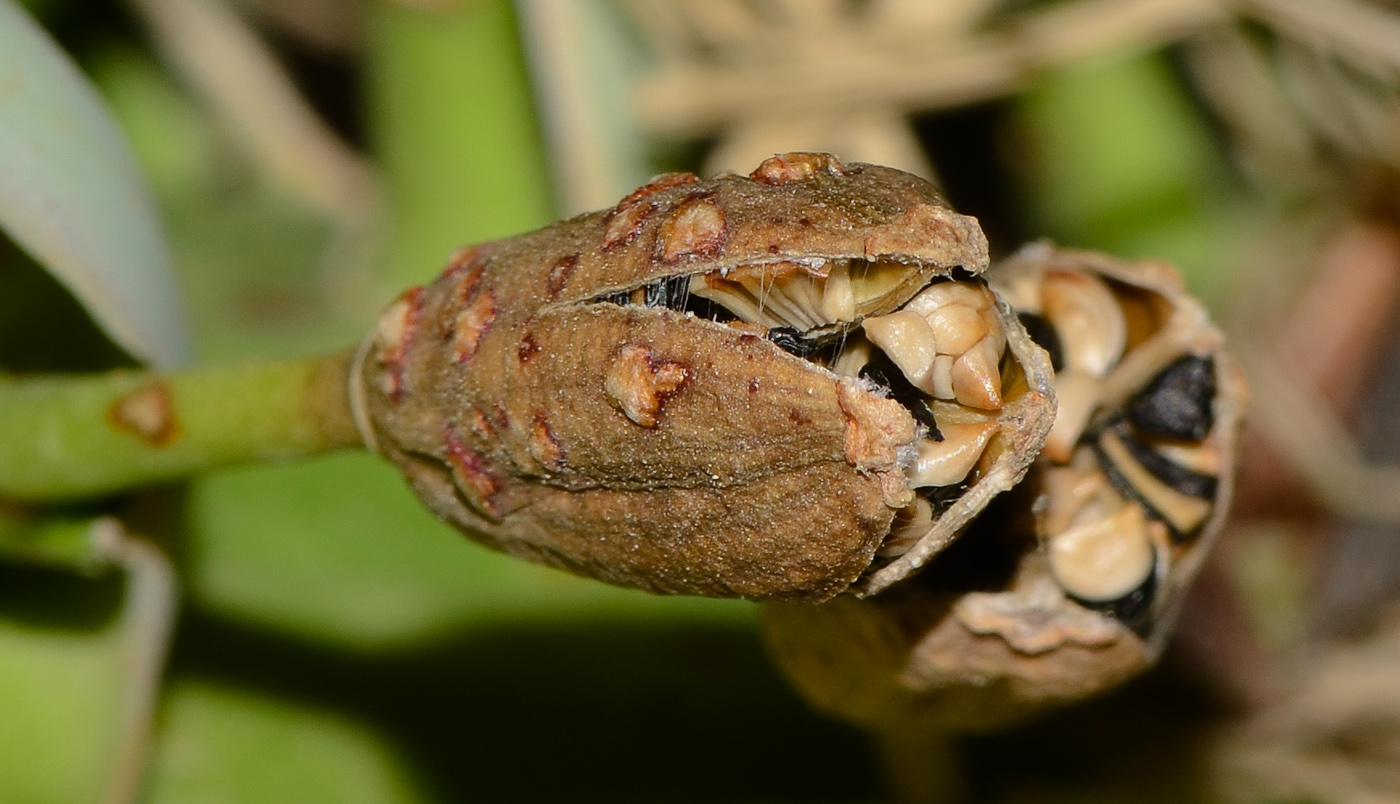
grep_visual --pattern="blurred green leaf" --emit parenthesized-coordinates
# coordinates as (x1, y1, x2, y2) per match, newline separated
(1016, 53, 1243, 302)
(146, 681, 425, 804)
(366, 0, 553, 292)
(0, 572, 126, 804)
(88, 44, 224, 206)
(0, 0, 189, 366)
(189, 455, 748, 648)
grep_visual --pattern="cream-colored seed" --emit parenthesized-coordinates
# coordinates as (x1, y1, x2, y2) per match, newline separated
(980, 307, 1006, 356)
(861, 310, 939, 393)
(690, 274, 761, 324)
(1042, 270, 1126, 378)
(1042, 370, 1102, 463)
(905, 281, 990, 316)
(848, 260, 920, 310)
(878, 496, 935, 557)
(950, 337, 1004, 410)
(1154, 440, 1221, 475)
(1098, 428, 1214, 535)
(830, 339, 873, 378)
(992, 269, 1043, 313)
(925, 303, 988, 355)
(819, 262, 857, 323)
(931, 354, 956, 400)
(1047, 503, 1155, 602)
(1040, 464, 1109, 537)
(908, 420, 998, 488)
(735, 274, 792, 327)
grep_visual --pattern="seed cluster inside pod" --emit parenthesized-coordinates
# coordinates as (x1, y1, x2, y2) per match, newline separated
(762, 245, 1244, 735)
(989, 247, 1238, 638)
(591, 256, 1052, 588)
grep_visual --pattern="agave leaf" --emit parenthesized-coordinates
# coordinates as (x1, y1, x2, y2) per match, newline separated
(0, 0, 189, 367)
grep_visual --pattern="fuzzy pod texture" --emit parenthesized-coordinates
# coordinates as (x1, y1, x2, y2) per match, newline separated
(765, 244, 1247, 730)
(351, 153, 1055, 601)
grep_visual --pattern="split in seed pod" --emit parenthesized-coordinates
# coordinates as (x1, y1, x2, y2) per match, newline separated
(764, 243, 1247, 731)
(350, 152, 1055, 601)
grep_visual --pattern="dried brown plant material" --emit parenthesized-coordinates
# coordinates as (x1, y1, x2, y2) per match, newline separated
(350, 154, 1056, 601)
(766, 244, 1247, 729)
(1211, 603, 1400, 803)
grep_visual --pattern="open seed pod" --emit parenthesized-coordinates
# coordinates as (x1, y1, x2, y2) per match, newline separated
(764, 243, 1247, 730)
(351, 153, 1054, 601)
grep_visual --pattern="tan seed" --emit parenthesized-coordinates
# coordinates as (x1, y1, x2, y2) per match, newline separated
(908, 421, 998, 488)
(1047, 503, 1155, 603)
(950, 337, 1004, 410)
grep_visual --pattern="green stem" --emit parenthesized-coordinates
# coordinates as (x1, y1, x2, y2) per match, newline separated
(0, 350, 361, 503)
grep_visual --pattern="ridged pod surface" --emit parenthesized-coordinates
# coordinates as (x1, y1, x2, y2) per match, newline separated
(351, 154, 1055, 601)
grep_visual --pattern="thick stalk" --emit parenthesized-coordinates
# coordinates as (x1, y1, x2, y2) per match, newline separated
(0, 350, 361, 503)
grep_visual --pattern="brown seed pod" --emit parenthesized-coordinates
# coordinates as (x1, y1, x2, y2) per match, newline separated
(764, 243, 1247, 730)
(350, 153, 1055, 601)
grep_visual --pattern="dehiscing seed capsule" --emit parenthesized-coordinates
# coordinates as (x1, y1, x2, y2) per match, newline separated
(764, 244, 1246, 733)
(350, 153, 1056, 602)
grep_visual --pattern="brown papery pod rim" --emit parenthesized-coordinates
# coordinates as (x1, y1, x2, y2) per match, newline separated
(853, 293, 1057, 596)
(989, 242, 1248, 656)
(764, 243, 1247, 732)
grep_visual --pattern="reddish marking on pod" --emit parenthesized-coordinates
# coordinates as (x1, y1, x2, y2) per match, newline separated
(450, 264, 485, 304)
(492, 400, 510, 432)
(748, 378, 760, 394)
(602, 175, 697, 251)
(470, 407, 495, 440)
(546, 253, 579, 298)
(789, 409, 812, 426)
(616, 172, 699, 208)
(657, 192, 726, 263)
(453, 288, 497, 364)
(603, 344, 690, 427)
(444, 423, 501, 519)
(375, 286, 424, 402)
(529, 411, 565, 470)
(749, 152, 844, 185)
(441, 241, 495, 279)
(108, 381, 180, 447)
(602, 174, 704, 251)
(517, 332, 541, 363)
(602, 199, 656, 250)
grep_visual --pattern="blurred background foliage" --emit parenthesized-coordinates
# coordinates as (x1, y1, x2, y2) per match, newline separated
(4, 0, 1400, 801)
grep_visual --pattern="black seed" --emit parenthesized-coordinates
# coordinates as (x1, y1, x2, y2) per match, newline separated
(765, 327, 848, 364)
(644, 275, 691, 310)
(909, 486, 1033, 594)
(1112, 421, 1218, 500)
(920, 482, 967, 516)
(859, 351, 942, 438)
(1068, 557, 1157, 636)
(1017, 312, 1064, 371)
(1128, 355, 1216, 441)
(1094, 440, 1198, 543)
(767, 327, 821, 358)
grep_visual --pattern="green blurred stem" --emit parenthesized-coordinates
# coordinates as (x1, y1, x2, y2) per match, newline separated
(0, 350, 361, 503)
